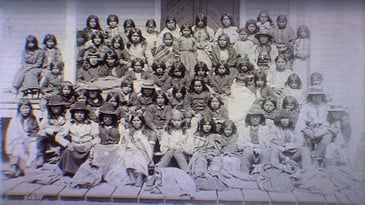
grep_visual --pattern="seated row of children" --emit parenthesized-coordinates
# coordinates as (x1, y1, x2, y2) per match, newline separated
(5, 67, 351, 189)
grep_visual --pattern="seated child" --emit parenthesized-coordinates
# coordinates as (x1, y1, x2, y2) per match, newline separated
(56, 102, 100, 176)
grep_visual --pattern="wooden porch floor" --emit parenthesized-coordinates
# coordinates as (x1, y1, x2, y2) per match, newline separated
(2, 173, 365, 205)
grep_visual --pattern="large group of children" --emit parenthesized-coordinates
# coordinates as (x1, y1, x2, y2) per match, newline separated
(5, 10, 355, 193)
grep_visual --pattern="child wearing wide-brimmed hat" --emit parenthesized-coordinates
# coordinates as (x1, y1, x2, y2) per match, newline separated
(237, 105, 271, 174)
(98, 102, 120, 145)
(251, 30, 279, 71)
(37, 95, 70, 166)
(297, 86, 331, 167)
(56, 102, 100, 176)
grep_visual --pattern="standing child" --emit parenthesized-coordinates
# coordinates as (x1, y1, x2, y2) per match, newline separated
(217, 120, 241, 173)
(98, 102, 121, 145)
(5, 98, 40, 177)
(214, 13, 239, 44)
(12, 35, 44, 95)
(56, 102, 100, 176)
(193, 13, 215, 70)
(104, 14, 123, 46)
(211, 63, 234, 96)
(144, 19, 159, 54)
(293, 25, 311, 89)
(233, 28, 255, 60)
(126, 28, 153, 68)
(156, 109, 190, 172)
(177, 24, 197, 76)
(42, 34, 63, 71)
(256, 10, 274, 32)
(272, 15, 295, 53)
(211, 33, 238, 68)
(82, 15, 104, 41)
(252, 30, 279, 71)
(123, 113, 156, 186)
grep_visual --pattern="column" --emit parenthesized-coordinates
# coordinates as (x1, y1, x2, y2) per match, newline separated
(63, 0, 77, 84)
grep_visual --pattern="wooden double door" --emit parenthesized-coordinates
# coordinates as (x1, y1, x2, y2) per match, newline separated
(161, 0, 240, 31)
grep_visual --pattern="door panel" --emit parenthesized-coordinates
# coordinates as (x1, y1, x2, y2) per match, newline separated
(205, 0, 240, 30)
(161, 0, 239, 31)
(161, 0, 197, 29)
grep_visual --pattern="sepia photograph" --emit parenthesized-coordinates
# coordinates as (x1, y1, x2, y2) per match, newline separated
(0, 0, 364, 204)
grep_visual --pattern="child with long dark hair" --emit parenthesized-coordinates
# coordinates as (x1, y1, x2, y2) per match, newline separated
(82, 15, 104, 41)
(41, 34, 63, 70)
(193, 13, 214, 70)
(5, 98, 40, 177)
(156, 109, 190, 172)
(12, 35, 44, 95)
(177, 24, 197, 76)
(211, 63, 234, 96)
(214, 13, 239, 44)
(123, 113, 156, 186)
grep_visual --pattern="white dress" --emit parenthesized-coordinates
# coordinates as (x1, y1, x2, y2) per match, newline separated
(226, 80, 256, 124)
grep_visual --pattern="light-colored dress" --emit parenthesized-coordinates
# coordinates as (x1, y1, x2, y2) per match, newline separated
(193, 26, 215, 70)
(177, 36, 197, 76)
(123, 128, 154, 176)
(226, 80, 256, 124)
(293, 38, 310, 89)
(214, 26, 239, 44)
(6, 115, 39, 167)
